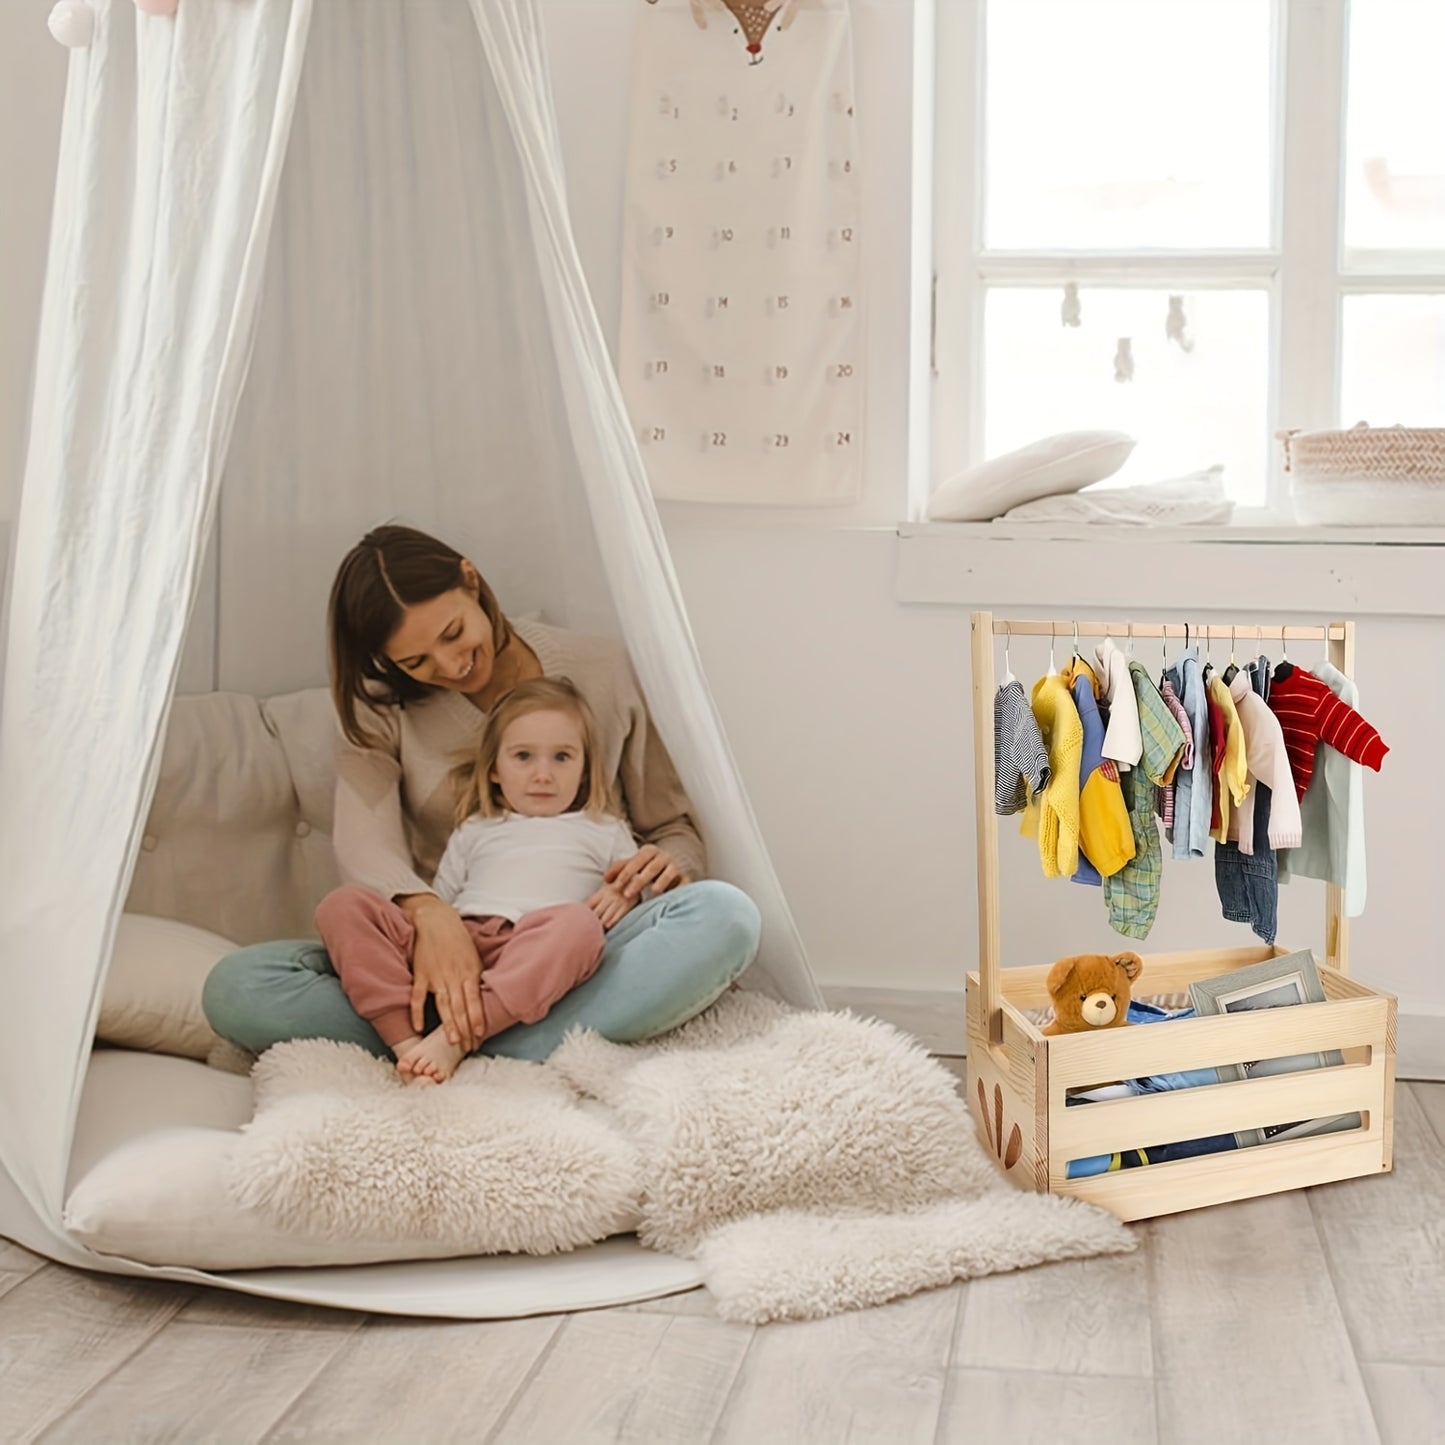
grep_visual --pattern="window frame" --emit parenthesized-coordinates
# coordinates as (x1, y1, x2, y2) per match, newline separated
(925, 0, 1445, 525)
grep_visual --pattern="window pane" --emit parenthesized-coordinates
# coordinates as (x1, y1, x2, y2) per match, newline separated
(983, 287, 1270, 505)
(983, 0, 1273, 251)
(1344, 1, 1445, 253)
(1340, 295, 1445, 426)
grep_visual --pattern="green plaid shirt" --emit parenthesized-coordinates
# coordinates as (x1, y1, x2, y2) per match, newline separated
(1104, 663, 1188, 939)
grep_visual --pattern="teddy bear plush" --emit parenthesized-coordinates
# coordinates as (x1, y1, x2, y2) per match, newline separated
(1042, 951, 1144, 1036)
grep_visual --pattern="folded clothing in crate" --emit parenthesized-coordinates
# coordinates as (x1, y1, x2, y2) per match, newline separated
(1062, 1002, 1236, 1178)
(1061, 1001, 1364, 1177)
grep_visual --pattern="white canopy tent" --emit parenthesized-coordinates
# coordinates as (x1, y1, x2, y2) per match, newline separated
(0, 0, 821, 1314)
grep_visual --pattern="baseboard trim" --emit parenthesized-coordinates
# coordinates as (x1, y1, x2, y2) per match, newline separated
(823, 986, 1445, 1082)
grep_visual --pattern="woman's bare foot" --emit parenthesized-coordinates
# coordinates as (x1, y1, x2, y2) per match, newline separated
(393, 1028, 466, 1086)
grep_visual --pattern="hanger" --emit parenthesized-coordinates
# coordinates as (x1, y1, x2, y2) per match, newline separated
(1072, 620, 1081, 662)
(1274, 624, 1293, 682)
(1049, 621, 1058, 677)
(1125, 620, 1134, 659)
(1001, 622, 1016, 686)
(1222, 624, 1239, 685)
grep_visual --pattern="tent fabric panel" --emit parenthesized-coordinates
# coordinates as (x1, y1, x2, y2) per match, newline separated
(0, 0, 312, 1223)
(465, 0, 821, 1008)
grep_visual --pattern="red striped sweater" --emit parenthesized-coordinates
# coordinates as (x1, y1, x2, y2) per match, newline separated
(1266, 666, 1387, 801)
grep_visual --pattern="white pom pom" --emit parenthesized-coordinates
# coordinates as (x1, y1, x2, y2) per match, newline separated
(47, 0, 95, 47)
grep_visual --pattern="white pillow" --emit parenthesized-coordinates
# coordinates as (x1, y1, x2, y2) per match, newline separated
(926, 431, 1136, 522)
(98, 914, 239, 1061)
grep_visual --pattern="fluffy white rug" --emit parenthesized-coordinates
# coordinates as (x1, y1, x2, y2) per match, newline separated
(228, 993, 1135, 1320)
(228, 1039, 639, 1254)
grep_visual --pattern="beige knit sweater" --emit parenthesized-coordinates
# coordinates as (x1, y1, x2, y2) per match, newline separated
(333, 617, 706, 901)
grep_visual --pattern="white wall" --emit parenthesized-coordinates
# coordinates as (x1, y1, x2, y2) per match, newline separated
(1, 1, 1439, 1071)
(0, 3, 66, 525)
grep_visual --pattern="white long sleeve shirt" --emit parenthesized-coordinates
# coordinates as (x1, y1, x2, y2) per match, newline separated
(432, 811, 638, 922)
(1094, 637, 1143, 772)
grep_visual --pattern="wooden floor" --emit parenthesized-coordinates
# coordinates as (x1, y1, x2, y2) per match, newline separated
(3, 1078, 1443, 1444)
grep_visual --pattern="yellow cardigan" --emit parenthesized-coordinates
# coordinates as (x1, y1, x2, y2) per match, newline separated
(1022, 673, 1083, 878)
(1209, 675, 1250, 843)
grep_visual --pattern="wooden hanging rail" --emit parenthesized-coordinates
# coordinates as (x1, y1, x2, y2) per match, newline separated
(970, 611, 1356, 1048)
(988, 620, 1348, 642)
(964, 610, 1394, 1221)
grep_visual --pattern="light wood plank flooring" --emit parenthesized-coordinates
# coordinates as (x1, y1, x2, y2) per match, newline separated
(2, 1081, 1441, 1445)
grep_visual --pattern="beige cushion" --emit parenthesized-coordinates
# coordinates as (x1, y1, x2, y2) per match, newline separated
(97, 915, 238, 1061)
(926, 431, 1136, 522)
(125, 689, 341, 945)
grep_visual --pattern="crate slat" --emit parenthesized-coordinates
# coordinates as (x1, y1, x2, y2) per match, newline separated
(1048, 1055, 1386, 1160)
(1053, 1126, 1390, 1221)
(1046, 997, 1388, 1088)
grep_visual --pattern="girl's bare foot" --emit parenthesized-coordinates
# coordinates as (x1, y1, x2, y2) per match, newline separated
(393, 1028, 466, 1086)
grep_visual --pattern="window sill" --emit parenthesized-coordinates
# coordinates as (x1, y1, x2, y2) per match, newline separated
(895, 522, 1445, 618)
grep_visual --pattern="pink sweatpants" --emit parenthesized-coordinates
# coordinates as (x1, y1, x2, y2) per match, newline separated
(314, 885, 606, 1048)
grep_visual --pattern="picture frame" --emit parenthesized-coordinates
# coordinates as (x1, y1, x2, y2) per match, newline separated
(1189, 950, 1362, 1148)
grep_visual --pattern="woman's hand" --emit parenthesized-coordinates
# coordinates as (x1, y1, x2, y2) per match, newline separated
(587, 881, 638, 930)
(604, 844, 689, 902)
(399, 894, 486, 1050)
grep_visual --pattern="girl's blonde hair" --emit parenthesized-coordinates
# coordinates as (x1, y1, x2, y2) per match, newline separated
(451, 677, 616, 826)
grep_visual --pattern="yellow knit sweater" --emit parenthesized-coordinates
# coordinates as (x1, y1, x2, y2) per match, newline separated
(1209, 675, 1250, 843)
(1022, 673, 1083, 878)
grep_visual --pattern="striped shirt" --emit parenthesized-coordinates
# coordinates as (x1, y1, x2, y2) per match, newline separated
(1266, 665, 1388, 801)
(1154, 678, 1193, 831)
(994, 679, 1051, 815)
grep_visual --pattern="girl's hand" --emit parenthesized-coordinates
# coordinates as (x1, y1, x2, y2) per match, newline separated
(401, 895, 485, 1050)
(587, 882, 638, 930)
(604, 844, 689, 901)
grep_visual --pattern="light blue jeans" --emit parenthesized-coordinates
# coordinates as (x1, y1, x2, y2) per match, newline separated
(201, 880, 761, 1063)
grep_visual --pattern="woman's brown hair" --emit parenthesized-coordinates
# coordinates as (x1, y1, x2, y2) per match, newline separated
(328, 524, 514, 747)
(451, 677, 617, 825)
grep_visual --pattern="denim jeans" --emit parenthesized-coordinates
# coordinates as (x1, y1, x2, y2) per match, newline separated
(201, 880, 761, 1063)
(1214, 780, 1277, 944)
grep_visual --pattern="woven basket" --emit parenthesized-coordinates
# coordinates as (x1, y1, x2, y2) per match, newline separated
(1280, 423, 1445, 524)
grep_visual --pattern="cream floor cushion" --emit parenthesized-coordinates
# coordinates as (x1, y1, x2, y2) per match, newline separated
(65, 1049, 643, 1270)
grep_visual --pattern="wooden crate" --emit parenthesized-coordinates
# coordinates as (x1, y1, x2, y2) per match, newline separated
(966, 612, 1397, 1222)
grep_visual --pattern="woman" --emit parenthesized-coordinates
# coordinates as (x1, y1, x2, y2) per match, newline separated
(202, 524, 761, 1062)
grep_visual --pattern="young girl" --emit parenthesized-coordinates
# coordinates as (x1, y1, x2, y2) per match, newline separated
(314, 678, 641, 1083)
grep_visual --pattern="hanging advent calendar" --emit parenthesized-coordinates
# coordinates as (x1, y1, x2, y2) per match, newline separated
(620, 0, 864, 505)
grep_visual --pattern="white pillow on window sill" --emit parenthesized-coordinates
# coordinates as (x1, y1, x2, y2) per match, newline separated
(925, 431, 1135, 522)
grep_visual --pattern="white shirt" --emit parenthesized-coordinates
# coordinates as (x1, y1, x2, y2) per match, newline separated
(1094, 637, 1143, 773)
(431, 812, 638, 922)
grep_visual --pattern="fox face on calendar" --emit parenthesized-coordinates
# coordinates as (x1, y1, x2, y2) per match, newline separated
(624, 0, 864, 505)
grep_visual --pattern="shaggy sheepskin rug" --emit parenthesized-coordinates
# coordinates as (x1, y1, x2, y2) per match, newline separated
(228, 1041, 640, 1254)
(228, 993, 1134, 1321)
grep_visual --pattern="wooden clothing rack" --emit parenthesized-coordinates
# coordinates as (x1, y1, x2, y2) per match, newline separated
(964, 611, 1394, 1221)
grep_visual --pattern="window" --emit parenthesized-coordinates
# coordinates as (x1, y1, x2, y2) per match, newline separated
(929, 0, 1445, 519)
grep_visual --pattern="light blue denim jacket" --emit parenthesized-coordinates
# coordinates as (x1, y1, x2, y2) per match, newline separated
(1165, 647, 1211, 860)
